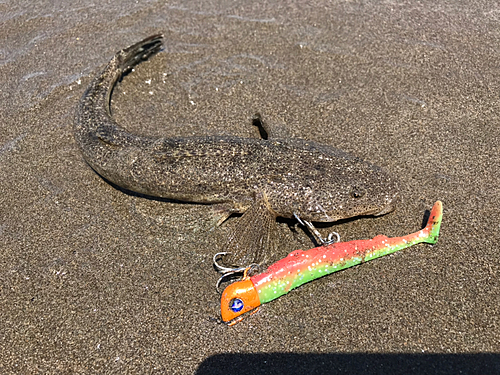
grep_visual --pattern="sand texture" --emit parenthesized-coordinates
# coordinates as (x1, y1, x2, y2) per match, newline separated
(1, 1, 499, 373)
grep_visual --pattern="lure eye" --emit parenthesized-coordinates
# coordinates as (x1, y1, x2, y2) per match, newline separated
(229, 298, 244, 313)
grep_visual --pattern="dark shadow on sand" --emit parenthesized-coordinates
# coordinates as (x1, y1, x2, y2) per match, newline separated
(196, 353, 500, 375)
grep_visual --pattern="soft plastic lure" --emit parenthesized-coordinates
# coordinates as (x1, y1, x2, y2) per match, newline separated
(220, 201, 443, 325)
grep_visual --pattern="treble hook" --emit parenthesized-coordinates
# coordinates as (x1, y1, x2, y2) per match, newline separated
(213, 252, 247, 274)
(294, 213, 340, 245)
(213, 252, 260, 293)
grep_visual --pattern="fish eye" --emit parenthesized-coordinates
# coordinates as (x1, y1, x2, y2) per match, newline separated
(229, 298, 244, 313)
(350, 186, 366, 199)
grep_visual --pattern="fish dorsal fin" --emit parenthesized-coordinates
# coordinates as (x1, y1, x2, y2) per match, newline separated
(253, 113, 293, 140)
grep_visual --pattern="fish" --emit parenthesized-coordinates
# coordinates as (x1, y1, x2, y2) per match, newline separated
(220, 201, 443, 325)
(74, 34, 400, 267)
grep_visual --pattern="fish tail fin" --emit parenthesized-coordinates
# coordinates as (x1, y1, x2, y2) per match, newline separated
(422, 201, 443, 245)
(116, 34, 164, 72)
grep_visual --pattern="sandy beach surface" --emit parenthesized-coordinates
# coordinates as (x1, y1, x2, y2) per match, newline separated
(1, 0, 499, 373)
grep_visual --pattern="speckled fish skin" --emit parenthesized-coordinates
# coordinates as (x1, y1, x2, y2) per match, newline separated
(74, 35, 400, 265)
(220, 201, 442, 323)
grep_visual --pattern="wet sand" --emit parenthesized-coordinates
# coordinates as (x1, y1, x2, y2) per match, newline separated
(1, 0, 499, 373)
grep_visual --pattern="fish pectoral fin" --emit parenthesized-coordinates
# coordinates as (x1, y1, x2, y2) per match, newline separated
(210, 203, 241, 228)
(222, 193, 277, 267)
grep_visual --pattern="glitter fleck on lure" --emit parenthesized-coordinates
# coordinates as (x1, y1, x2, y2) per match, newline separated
(220, 201, 443, 325)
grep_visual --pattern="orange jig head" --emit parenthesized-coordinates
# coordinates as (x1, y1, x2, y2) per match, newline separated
(220, 279, 261, 324)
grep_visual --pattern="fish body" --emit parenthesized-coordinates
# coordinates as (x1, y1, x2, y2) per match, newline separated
(220, 201, 443, 325)
(74, 35, 400, 266)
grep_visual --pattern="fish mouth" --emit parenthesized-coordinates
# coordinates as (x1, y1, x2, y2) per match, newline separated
(374, 192, 400, 216)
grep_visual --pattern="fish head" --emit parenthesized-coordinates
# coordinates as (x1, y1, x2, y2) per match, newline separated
(307, 160, 400, 222)
(270, 156, 401, 222)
